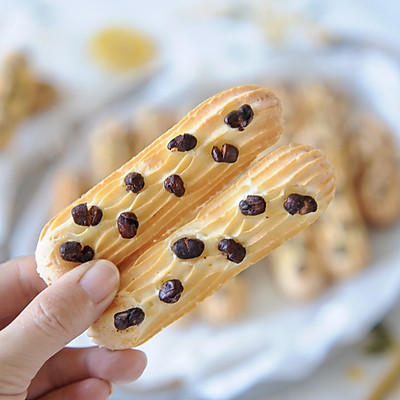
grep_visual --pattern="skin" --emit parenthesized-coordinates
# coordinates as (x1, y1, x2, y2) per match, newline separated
(0, 256, 147, 400)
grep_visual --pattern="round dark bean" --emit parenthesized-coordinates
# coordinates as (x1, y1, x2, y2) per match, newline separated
(218, 238, 246, 263)
(283, 194, 318, 215)
(117, 212, 139, 239)
(211, 143, 239, 163)
(71, 203, 90, 226)
(239, 195, 266, 216)
(59, 241, 94, 263)
(114, 307, 145, 330)
(79, 245, 95, 262)
(224, 104, 254, 131)
(159, 279, 184, 303)
(89, 206, 103, 226)
(124, 172, 145, 193)
(167, 133, 197, 152)
(72, 204, 103, 226)
(172, 237, 205, 259)
(164, 175, 185, 197)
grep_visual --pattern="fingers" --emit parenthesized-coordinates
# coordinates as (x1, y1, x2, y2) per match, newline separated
(37, 378, 110, 400)
(0, 260, 119, 395)
(0, 256, 47, 329)
(28, 347, 147, 399)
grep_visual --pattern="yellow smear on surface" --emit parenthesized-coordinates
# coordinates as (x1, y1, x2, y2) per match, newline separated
(346, 364, 365, 382)
(89, 26, 157, 72)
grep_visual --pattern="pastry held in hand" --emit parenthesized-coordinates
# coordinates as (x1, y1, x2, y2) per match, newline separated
(89, 143, 335, 349)
(36, 85, 283, 284)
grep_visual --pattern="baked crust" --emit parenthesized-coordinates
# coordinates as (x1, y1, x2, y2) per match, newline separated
(36, 85, 283, 284)
(88, 143, 335, 349)
(35, 86, 335, 349)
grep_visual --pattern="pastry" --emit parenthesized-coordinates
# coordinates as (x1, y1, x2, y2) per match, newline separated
(89, 119, 136, 183)
(36, 85, 335, 349)
(269, 230, 329, 301)
(196, 275, 248, 325)
(0, 52, 57, 148)
(346, 113, 400, 228)
(88, 143, 335, 348)
(0, 53, 36, 148)
(36, 85, 283, 284)
(50, 167, 89, 217)
(265, 83, 370, 298)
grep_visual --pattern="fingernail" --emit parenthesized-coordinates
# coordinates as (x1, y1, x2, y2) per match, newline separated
(79, 260, 119, 303)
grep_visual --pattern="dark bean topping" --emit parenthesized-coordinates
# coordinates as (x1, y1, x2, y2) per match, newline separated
(211, 143, 239, 163)
(164, 175, 185, 197)
(71, 203, 103, 226)
(283, 193, 318, 215)
(224, 104, 254, 131)
(159, 279, 184, 303)
(117, 212, 139, 239)
(167, 133, 197, 152)
(172, 237, 205, 259)
(71, 204, 89, 226)
(59, 241, 94, 263)
(114, 307, 145, 330)
(79, 245, 95, 262)
(239, 195, 266, 216)
(124, 172, 145, 193)
(89, 206, 103, 226)
(218, 239, 246, 263)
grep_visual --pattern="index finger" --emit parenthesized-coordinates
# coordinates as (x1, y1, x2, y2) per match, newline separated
(0, 255, 47, 328)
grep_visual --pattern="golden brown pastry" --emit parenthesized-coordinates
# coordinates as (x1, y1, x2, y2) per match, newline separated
(0, 53, 36, 147)
(131, 106, 179, 153)
(88, 143, 335, 349)
(89, 119, 136, 183)
(193, 275, 248, 325)
(267, 83, 370, 299)
(50, 167, 89, 217)
(345, 112, 400, 228)
(269, 230, 329, 301)
(36, 86, 335, 349)
(0, 53, 57, 148)
(36, 85, 283, 283)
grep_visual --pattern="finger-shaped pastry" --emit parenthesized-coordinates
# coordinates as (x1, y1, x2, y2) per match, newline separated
(270, 112, 369, 296)
(346, 113, 400, 228)
(313, 188, 369, 280)
(196, 275, 248, 325)
(36, 85, 283, 285)
(88, 143, 335, 349)
(303, 126, 369, 280)
(0, 53, 36, 147)
(269, 230, 330, 301)
(89, 119, 136, 183)
(50, 167, 89, 217)
(131, 106, 179, 153)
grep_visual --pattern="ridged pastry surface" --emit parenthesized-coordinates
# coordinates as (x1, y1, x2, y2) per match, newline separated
(36, 85, 283, 284)
(89, 144, 335, 349)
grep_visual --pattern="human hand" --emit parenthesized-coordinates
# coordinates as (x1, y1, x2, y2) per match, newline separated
(0, 256, 147, 399)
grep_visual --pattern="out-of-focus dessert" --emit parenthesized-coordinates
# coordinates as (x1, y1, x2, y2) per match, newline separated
(0, 52, 57, 148)
(50, 167, 90, 217)
(346, 113, 400, 228)
(89, 119, 137, 183)
(268, 82, 400, 300)
(196, 276, 248, 325)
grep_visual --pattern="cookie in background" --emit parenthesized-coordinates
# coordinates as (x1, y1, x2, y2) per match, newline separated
(345, 112, 400, 228)
(0, 52, 57, 149)
(267, 82, 399, 301)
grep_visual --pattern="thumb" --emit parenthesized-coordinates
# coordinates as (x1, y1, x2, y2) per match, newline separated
(0, 259, 119, 387)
